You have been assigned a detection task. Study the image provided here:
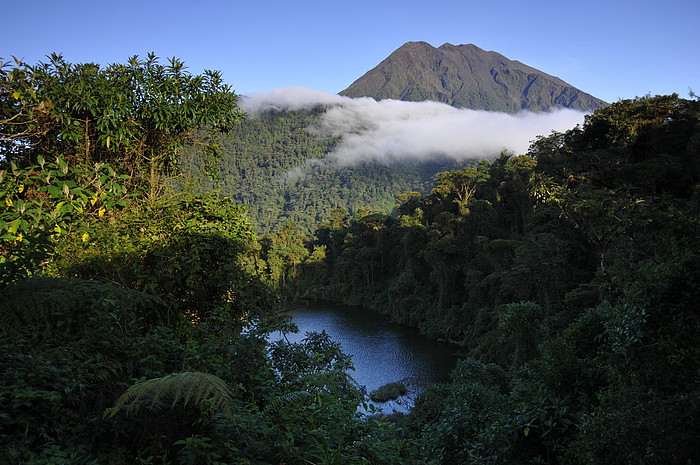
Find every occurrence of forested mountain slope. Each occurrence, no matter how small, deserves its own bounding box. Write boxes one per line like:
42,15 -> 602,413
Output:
186,108 -> 470,233
281,94 -> 700,464
341,41 -> 606,112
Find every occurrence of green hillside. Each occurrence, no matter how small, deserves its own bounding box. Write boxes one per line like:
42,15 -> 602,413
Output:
186,108 -> 470,233
286,94 -> 700,464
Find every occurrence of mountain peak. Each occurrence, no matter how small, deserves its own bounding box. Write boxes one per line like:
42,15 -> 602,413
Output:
340,41 -> 606,112
438,42 -> 470,49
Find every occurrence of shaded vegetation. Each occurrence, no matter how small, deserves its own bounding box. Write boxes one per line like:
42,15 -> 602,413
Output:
288,93 -> 700,464
2,51 -> 699,464
0,55 -> 396,465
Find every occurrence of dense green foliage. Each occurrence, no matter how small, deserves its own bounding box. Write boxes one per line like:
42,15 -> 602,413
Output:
0,55 -> 409,465
287,93 -> 700,464
1,54 -> 242,198
2,52 -> 699,464
185,108 -> 469,233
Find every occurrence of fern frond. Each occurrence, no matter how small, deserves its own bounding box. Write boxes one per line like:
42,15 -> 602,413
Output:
104,371 -> 236,419
263,390 -> 312,415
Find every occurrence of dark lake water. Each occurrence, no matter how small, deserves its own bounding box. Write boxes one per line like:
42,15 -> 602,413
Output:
269,300 -> 458,413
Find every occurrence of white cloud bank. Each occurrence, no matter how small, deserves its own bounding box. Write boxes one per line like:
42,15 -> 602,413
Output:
240,87 -> 586,165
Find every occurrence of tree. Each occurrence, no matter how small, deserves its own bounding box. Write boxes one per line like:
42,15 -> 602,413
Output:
0,57 -> 56,160
396,191 -> 422,216
328,207 -> 350,230
433,165 -> 490,215
1,53 -> 243,198
262,221 -> 311,288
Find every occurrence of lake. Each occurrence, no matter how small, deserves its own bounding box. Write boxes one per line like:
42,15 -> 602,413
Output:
269,300 -> 458,413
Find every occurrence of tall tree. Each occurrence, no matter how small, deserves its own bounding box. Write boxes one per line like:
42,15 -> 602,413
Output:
433,165 -> 490,215
1,53 -> 243,198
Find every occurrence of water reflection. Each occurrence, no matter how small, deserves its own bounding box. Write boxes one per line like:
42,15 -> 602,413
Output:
269,301 -> 457,413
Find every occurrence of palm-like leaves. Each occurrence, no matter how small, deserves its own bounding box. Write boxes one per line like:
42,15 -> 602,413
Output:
104,371 -> 237,418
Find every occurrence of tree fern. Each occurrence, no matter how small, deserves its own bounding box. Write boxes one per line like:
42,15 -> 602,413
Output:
104,371 -> 237,419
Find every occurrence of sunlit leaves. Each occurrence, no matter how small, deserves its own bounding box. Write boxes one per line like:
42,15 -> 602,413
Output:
0,156 -> 129,283
433,165 -> 490,215
1,53 -> 244,197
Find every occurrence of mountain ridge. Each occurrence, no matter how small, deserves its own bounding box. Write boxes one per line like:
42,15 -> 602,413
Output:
340,41 -> 606,112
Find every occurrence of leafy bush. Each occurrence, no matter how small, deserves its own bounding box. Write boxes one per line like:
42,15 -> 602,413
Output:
57,194 -> 277,328
0,155 -> 129,283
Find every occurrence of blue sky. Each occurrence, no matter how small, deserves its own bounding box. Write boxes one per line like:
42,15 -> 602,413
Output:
4,0 -> 699,104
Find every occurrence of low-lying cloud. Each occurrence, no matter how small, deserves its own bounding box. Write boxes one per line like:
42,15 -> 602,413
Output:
240,87 -> 586,165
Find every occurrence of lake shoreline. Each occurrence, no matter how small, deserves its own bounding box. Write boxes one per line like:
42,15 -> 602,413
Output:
273,300 -> 459,414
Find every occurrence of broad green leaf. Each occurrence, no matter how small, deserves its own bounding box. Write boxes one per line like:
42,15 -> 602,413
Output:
8,219 -> 22,234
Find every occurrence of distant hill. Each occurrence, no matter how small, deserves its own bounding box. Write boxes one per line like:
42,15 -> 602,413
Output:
340,41 -> 606,112
185,109 -> 469,234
